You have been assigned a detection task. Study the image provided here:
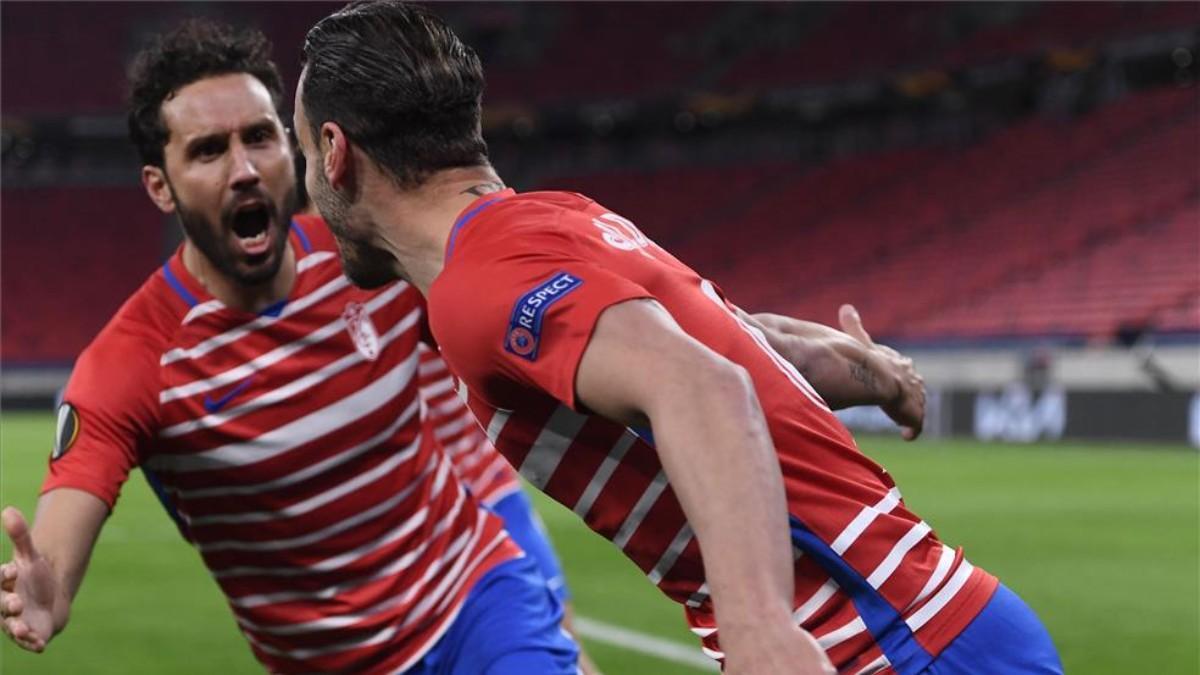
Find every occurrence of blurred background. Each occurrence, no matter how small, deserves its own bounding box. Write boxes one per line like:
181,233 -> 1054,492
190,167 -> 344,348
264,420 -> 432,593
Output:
1,2 -> 1198,674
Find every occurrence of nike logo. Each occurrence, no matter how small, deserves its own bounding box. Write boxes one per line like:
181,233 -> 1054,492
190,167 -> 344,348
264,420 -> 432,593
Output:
202,376 -> 256,413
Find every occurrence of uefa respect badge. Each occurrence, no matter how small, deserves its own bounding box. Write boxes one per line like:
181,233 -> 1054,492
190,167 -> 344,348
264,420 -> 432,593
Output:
506,272 -> 583,361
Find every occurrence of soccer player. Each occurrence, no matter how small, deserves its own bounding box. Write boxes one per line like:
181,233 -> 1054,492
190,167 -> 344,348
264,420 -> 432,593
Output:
293,2 -> 1065,674
0,19 -> 919,675
0,21 -> 579,674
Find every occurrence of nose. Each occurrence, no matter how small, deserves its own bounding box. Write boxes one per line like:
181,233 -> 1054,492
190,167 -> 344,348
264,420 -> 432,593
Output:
228,141 -> 261,191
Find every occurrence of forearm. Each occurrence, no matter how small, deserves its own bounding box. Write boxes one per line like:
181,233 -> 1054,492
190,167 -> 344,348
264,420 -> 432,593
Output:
647,363 -> 795,631
30,489 -> 108,633
750,312 -> 899,409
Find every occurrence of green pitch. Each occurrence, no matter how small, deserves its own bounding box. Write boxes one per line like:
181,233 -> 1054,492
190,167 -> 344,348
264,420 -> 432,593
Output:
1,411 -> 1197,674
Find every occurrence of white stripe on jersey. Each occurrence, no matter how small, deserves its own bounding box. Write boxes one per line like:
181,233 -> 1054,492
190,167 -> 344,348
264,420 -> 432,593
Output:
432,415 -> 473,442
613,470 -> 669,549
731,558 -> 977,669
188,434 -> 422,526
905,559 -> 974,632
686,583 -> 710,609
793,579 -> 841,624
806,545 -> 971,652
147,353 -> 418,473
865,521 -> 932,589
173,398 -> 419,499
690,488 -> 905,615
429,394 -> 470,420
831,488 -> 902,555
159,285 -> 411,403
518,405 -> 588,489
182,299 -> 226,325
229,482 -> 474,610
418,355 -> 448,377
211,454 -> 447,565
236,493 -> 478,636
698,279 -> 828,411
241,528 -> 478,637
242,507 -> 498,662
906,544 -> 955,611
420,375 -> 456,400
388,532 -> 511,675
484,409 -> 511,445
733,316 -> 828,411
855,655 -> 892,675
161,307 -> 421,437
178,254 -> 333,326
160,275 -> 356,365
572,432 -> 637,518
817,617 -> 866,650
647,523 -> 694,585
296,250 -> 337,273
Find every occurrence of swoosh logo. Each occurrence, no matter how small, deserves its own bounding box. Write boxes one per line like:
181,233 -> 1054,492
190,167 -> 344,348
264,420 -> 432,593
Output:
202,376 -> 255,413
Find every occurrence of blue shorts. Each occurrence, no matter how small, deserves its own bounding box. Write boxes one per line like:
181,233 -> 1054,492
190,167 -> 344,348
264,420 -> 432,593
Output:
920,584 -> 1063,674
408,556 -> 579,675
490,489 -> 570,603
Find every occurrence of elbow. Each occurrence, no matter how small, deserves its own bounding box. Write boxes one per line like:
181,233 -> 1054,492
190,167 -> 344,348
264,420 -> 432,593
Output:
680,352 -> 763,416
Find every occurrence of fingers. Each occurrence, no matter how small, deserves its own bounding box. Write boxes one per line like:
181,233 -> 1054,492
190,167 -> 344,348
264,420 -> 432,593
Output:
3,616 -> 45,653
1,508 -> 35,563
0,562 -> 16,593
2,590 -> 22,618
901,384 -> 926,441
837,304 -> 874,346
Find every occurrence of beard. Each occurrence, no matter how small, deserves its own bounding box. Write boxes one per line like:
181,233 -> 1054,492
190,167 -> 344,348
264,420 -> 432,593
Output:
174,184 -> 298,287
310,172 -> 398,290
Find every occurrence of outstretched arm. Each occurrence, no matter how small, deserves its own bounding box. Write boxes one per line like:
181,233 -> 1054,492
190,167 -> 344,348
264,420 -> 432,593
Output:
575,299 -> 834,675
1,489 -> 108,652
739,304 -> 926,440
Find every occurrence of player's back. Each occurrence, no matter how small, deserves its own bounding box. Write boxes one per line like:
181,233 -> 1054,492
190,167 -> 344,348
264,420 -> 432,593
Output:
431,190 -> 997,674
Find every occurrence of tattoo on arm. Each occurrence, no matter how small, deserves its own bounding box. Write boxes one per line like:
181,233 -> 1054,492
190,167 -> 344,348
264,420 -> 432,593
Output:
850,358 -> 880,395
460,181 -> 506,197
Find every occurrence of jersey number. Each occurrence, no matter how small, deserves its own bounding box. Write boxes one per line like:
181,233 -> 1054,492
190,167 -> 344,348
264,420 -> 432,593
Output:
593,213 -> 655,259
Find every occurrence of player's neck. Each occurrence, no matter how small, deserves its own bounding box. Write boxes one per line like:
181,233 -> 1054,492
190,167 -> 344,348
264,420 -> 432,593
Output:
181,240 -> 297,313
372,165 -> 506,296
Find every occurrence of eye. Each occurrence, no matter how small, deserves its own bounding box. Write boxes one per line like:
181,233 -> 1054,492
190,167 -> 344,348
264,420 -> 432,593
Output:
193,139 -> 224,160
246,126 -> 275,145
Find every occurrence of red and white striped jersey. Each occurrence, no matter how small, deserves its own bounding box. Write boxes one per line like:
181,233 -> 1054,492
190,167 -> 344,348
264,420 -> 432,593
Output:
417,344 -> 522,507
44,215 -> 519,674
429,190 -> 999,675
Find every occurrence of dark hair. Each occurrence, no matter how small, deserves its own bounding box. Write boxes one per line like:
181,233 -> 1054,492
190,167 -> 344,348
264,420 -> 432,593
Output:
127,19 -> 285,168
301,1 -> 488,187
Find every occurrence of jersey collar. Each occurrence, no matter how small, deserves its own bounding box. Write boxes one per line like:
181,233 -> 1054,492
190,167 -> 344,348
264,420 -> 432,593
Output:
445,188 -> 516,263
163,219 -> 307,312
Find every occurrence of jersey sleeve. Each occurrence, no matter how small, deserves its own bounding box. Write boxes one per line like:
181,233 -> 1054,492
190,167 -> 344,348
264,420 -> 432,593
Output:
42,329 -> 160,509
434,247 -> 654,412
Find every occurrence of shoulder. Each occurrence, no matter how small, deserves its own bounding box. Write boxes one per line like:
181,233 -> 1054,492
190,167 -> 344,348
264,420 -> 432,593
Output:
460,191 -> 608,251
288,214 -> 340,256
70,269 -> 180,400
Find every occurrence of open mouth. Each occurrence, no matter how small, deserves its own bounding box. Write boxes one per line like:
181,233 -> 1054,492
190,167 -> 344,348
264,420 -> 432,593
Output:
231,202 -> 273,257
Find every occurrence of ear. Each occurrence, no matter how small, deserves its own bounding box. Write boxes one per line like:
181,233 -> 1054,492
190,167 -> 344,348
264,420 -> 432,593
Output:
141,165 -> 176,214
320,122 -> 354,193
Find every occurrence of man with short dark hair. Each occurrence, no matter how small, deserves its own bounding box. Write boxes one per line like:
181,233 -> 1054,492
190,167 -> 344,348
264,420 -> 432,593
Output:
0,20 -> 581,674
294,2 -> 1063,674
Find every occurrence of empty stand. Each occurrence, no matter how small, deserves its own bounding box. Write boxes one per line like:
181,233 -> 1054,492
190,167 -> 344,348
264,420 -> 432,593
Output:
538,85 -> 1200,342
1,188 -> 164,362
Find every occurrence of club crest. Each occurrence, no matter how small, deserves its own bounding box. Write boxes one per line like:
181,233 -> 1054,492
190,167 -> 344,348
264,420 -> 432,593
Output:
343,302 -> 381,361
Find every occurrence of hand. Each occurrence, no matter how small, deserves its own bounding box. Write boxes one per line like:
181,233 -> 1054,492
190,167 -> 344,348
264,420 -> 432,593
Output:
722,622 -> 836,675
839,304 -> 925,440
1,507 -> 58,652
